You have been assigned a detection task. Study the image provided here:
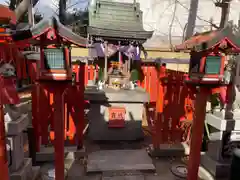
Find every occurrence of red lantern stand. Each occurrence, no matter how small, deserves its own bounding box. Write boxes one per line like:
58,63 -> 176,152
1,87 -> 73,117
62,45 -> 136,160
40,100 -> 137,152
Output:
11,17 -> 87,180
175,26 -> 240,180
37,39 -> 79,180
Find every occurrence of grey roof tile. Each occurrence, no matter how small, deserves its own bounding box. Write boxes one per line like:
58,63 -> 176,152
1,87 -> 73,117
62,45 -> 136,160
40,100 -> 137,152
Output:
88,0 -> 153,40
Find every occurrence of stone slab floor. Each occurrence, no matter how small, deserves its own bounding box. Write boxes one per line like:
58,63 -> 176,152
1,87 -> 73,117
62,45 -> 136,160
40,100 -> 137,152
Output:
35,139 -> 215,180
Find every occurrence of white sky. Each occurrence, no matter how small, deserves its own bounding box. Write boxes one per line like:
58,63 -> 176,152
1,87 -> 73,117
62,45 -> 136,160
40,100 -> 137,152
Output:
0,0 -> 89,17
0,0 -> 240,37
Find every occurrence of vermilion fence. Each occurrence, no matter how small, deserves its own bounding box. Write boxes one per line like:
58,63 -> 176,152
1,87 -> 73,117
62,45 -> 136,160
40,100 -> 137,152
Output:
79,64 -> 194,144
0,43 -> 194,148
25,62 -> 194,149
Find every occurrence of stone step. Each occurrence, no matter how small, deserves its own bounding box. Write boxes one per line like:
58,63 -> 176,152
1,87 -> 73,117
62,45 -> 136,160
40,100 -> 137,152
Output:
148,143 -> 188,157
36,146 -> 85,162
87,149 -> 155,173
102,175 -> 144,180
40,159 -> 74,179
10,158 -> 32,180
30,166 -> 41,180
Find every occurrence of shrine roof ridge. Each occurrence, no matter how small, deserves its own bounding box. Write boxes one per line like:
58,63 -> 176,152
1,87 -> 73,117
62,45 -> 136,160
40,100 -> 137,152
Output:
88,0 -> 153,42
12,16 -> 87,47
175,22 -> 240,53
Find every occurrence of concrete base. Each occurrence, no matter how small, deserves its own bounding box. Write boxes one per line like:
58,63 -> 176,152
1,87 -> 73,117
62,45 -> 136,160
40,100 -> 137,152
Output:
88,103 -> 144,141
10,158 -> 32,180
5,114 -> 29,136
36,146 -> 84,162
31,166 -> 41,180
87,149 -> 155,173
102,175 -> 144,180
73,147 -> 86,159
149,143 -> 187,157
40,159 -> 74,179
201,153 -> 230,179
86,87 -> 149,141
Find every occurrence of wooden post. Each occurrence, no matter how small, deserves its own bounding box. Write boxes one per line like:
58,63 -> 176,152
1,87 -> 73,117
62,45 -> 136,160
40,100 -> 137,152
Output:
187,87 -> 209,180
118,41 -> 121,70
128,57 -> 131,75
31,83 -> 40,151
53,83 -> 65,180
154,79 -> 164,147
0,76 -> 9,180
0,105 -> 9,180
77,62 -> 85,149
104,41 -> 108,82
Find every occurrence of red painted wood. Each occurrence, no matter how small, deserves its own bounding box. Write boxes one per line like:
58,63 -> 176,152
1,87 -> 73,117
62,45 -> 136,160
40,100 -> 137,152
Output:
187,88 -> 209,180
0,105 -> 9,180
31,84 -> 40,151
53,85 -> 65,180
76,63 -> 85,148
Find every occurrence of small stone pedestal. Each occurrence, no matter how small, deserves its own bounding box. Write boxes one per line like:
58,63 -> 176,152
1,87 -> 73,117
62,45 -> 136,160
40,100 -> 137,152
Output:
85,87 -> 149,141
5,113 -> 40,180
201,112 -> 240,179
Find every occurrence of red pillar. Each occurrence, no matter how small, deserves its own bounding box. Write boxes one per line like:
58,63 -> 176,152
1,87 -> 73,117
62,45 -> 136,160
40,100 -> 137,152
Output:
154,65 -> 166,148
76,62 -> 85,148
154,80 -> 164,147
0,105 -> 9,180
187,87 -> 209,180
31,83 -> 40,151
0,76 -> 9,180
53,83 -> 65,180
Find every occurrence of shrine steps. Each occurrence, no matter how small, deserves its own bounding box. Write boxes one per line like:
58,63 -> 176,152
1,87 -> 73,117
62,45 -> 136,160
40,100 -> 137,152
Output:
86,149 -> 155,173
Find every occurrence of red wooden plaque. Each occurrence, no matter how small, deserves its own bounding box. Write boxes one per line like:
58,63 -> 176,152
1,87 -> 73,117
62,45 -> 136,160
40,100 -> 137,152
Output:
108,107 -> 126,128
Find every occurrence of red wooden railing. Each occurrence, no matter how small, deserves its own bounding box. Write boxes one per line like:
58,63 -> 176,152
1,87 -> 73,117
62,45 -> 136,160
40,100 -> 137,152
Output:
78,64 -> 194,145
15,60 -> 194,149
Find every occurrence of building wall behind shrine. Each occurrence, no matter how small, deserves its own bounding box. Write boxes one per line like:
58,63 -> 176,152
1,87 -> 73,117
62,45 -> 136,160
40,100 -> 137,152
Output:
71,46 -> 189,72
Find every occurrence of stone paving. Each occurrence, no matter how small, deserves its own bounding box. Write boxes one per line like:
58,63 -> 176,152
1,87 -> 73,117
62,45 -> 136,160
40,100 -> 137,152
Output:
35,138 -> 215,180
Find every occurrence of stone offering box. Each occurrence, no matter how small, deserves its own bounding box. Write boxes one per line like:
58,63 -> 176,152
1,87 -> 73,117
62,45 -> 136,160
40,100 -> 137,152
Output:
85,87 -> 149,141
5,110 -> 39,180
201,112 -> 240,178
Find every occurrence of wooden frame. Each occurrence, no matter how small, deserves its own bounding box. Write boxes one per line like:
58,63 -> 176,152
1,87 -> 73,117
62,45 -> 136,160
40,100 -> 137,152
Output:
188,52 -> 225,85
38,46 -> 72,81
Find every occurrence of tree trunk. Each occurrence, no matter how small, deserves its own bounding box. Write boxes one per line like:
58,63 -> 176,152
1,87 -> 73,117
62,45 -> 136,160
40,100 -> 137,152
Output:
11,0 -> 39,22
185,0 -> 199,40
59,0 -> 67,25
219,0 -> 231,28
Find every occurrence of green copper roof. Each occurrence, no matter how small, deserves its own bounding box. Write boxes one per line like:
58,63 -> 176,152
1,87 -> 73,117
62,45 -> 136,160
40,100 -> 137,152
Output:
88,0 -> 153,41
